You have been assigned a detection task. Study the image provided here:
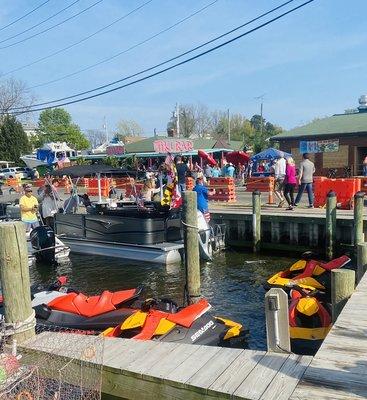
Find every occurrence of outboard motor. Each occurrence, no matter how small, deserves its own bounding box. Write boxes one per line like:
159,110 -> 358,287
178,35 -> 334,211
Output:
30,226 -> 56,264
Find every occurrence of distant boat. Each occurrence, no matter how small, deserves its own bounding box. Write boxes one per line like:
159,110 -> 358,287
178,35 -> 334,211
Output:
21,142 -> 78,169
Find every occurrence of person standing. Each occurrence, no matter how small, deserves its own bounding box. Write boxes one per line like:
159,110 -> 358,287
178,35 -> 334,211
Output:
226,163 -> 235,178
41,185 -> 58,228
204,163 -> 213,179
294,153 -> 315,208
212,165 -> 221,178
175,156 -> 188,192
283,157 -> 297,210
274,154 -> 286,207
193,177 -> 214,213
363,155 -> 367,177
19,184 -> 39,232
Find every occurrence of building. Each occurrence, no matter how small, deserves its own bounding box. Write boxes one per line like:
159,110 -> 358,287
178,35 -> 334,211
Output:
271,96 -> 367,176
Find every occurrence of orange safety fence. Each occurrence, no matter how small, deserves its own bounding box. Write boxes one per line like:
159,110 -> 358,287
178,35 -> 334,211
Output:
34,178 -> 46,187
208,177 -> 236,202
125,183 -> 144,198
87,178 -> 110,197
5,178 -> 22,192
246,176 -> 275,204
314,178 -> 361,209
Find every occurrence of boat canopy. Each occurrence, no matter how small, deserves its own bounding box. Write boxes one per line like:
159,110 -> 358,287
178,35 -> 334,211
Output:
51,164 -> 140,178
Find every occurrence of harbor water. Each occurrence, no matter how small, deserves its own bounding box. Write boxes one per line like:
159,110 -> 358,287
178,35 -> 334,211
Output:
29,250 -> 295,350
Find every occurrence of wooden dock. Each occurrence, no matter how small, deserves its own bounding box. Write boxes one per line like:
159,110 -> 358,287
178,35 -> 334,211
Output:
290,265 -> 367,400
19,269 -> 367,399
210,205 -> 367,253
21,333 -> 312,400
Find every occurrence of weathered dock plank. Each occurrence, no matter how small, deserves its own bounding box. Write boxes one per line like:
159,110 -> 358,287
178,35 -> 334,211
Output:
290,269 -> 367,400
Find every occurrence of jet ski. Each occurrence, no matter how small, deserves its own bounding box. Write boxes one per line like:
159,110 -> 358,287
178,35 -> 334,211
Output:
1,277 -> 247,348
265,255 -> 351,297
288,286 -> 331,355
101,298 -> 246,347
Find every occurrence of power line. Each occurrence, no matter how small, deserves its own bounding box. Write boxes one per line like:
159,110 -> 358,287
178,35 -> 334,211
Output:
30,0 -> 290,90
12,0 -> 315,114
0,0 -> 105,50
0,0 -> 81,44
0,0 -> 51,33
22,0 -> 296,105
1,0 -> 155,77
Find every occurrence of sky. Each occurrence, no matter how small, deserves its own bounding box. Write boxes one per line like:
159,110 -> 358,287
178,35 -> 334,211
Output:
0,0 -> 366,137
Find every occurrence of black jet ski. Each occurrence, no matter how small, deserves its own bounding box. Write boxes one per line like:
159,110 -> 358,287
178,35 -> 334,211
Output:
289,286 -> 331,355
1,277 -> 247,348
102,298 -> 247,348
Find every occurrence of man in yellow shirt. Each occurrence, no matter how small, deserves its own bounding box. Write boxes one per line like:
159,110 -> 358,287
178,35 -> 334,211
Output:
19,184 -> 39,232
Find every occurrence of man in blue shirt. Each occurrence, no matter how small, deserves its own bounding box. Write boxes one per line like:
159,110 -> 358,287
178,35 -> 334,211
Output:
193,177 -> 213,213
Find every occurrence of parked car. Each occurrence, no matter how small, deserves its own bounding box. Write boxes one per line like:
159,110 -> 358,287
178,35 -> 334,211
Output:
0,168 -> 21,179
14,167 -> 32,179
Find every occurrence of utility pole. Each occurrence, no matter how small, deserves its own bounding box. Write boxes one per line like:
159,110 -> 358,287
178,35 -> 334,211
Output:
103,116 -> 109,143
176,103 -> 180,138
254,94 -> 266,147
227,108 -> 231,141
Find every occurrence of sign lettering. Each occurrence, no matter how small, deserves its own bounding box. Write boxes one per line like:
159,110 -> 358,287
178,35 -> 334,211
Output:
153,139 -> 194,154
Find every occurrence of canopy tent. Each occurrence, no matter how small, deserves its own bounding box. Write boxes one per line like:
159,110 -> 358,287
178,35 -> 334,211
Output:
51,164 -> 141,178
251,148 -> 292,162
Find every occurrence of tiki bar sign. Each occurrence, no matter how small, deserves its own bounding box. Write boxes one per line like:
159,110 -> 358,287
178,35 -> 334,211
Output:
153,139 -> 194,153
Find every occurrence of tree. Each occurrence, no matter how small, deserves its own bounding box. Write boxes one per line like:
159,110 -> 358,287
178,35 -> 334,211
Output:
0,78 -> 36,122
0,115 -> 31,162
36,108 -> 89,150
115,119 -> 143,142
85,129 -> 106,148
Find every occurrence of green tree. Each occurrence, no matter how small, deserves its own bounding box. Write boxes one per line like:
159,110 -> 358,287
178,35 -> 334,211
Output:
36,108 -> 89,150
0,115 -> 31,162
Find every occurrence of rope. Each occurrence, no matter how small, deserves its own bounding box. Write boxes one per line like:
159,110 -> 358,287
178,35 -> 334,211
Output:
181,220 -> 199,230
0,310 -> 36,337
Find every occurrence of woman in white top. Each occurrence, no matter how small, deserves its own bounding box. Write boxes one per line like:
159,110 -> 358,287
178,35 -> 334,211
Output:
41,185 -> 59,228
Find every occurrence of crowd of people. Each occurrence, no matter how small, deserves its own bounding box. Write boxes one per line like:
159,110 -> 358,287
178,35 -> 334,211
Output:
11,151 -> 317,231
272,152 -> 315,210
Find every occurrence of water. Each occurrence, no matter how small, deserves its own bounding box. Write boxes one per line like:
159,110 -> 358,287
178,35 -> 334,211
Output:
29,250 -> 295,350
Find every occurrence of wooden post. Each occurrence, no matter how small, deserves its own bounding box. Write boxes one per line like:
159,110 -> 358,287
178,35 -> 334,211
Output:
0,222 -> 35,343
354,191 -> 365,252
252,190 -> 261,253
331,269 -> 355,323
357,242 -> 367,284
183,191 -> 201,304
325,191 -> 337,260
265,288 -> 290,353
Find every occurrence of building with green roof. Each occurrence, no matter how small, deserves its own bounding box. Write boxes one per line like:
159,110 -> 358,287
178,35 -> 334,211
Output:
271,96 -> 367,176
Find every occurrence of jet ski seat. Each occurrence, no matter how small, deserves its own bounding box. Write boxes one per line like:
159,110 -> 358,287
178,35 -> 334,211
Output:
48,289 -> 139,317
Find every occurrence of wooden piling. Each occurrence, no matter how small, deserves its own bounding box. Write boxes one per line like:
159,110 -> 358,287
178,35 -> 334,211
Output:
252,190 -> 261,253
354,191 -> 365,251
325,191 -> 337,260
0,222 -> 35,343
331,269 -> 355,323
183,191 -> 201,304
357,242 -> 367,284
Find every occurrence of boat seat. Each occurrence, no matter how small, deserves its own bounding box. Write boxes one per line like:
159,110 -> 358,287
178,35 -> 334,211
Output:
48,289 -> 139,317
167,298 -> 210,328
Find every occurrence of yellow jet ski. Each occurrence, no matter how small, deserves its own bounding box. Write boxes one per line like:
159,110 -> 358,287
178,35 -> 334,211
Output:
265,255 -> 351,294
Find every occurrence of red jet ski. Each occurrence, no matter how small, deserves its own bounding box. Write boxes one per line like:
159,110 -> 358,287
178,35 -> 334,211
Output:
6,277 -> 247,348
288,286 -> 331,355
